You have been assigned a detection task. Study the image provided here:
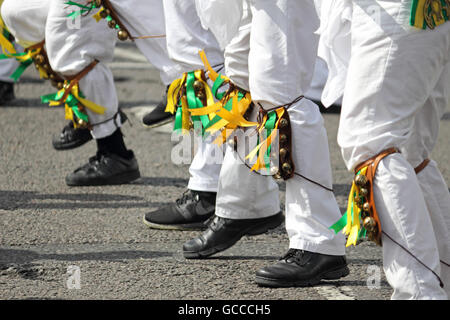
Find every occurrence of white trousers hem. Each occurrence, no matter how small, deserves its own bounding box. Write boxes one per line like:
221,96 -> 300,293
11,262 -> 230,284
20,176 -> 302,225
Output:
215,206 -> 281,220
289,238 -> 346,256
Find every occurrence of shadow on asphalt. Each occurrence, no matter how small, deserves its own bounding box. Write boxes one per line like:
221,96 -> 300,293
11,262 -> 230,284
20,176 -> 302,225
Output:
324,279 -> 390,288
132,176 -> 189,187
207,255 -> 281,261
0,248 -> 172,265
0,190 -> 165,210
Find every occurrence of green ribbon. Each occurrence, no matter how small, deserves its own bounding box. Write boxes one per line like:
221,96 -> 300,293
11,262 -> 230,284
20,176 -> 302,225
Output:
173,103 -> 183,132
203,90 -> 244,133
65,1 -> 98,20
185,72 -> 210,134
172,71 -> 214,136
41,86 -> 89,123
263,111 -> 277,172
0,52 -> 33,82
212,75 -> 226,100
330,211 -> 348,234
330,168 -> 369,242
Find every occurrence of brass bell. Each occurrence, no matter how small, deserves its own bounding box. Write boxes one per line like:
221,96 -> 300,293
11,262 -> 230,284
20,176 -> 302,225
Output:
279,134 -> 287,144
282,162 -> 292,174
56,82 -> 64,90
270,166 -> 279,176
354,174 -> 368,187
359,187 -> 368,197
360,210 -> 369,219
279,118 -> 288,128
279,148 -> 287,159
108,19 -> 117,29
196,92 -> 205,101
273,172 -> 282,180
49,73 -> 55,80
43,64 -> 51,71
95,0 -> 102,7
77,119 -> 88,127
117,30 -> 128,41
355,200 -> 363,208
34,54 -> 45,65
363,217 -> 376,232
362,202 -> 370,212
193,80 -> 204,92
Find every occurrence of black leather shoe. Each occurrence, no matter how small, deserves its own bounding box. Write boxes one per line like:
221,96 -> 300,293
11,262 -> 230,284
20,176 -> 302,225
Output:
65,150 -> 140,186
142,90 -> 174,128
52,121 -> 93,151
143,189 -> 216,231
52,111 -> 128,151
0,81 -> 15,105
183,212 -> 284,259
255,249 -> 349,287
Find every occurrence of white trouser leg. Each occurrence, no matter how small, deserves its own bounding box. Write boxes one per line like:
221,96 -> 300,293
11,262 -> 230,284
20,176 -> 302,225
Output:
215,130 -> 281,220
248,0 -> 344,254
214,1 -> 280,219
374,155 -> 447,299
339,0 -> 450,299
286,99 -> 346,255
109,0 -> 182,85
1,0 -> 50,48
46,0 -> 119,139
415,161 -> 450,298
401,63 -> 450,298
163,0 -> 223,72
187,133 -> 223,193
162,0 -> 224,193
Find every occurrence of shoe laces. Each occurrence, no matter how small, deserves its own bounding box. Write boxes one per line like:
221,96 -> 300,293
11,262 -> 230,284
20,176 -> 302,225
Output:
281,249 -> 309,266
206,215 -> 226,232
175,189 -> 200,206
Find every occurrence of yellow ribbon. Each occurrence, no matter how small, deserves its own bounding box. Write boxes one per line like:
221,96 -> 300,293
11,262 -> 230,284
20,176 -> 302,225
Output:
412,0 -> 449,29
246,108 -> 285,172
93,7 -> 105,22
343,166 -> 368,247
166,74 -> 185,114
0,13 -> 16,55
48,82 -> 106,115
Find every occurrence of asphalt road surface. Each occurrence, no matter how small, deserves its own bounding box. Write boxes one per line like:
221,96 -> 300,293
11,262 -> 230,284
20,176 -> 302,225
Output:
0,43 -> 449,301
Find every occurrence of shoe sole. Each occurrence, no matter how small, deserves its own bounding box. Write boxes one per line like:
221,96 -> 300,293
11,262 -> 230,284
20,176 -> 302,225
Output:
255,265 -> 350,288
66,170 -> 141,187
183,213 -> 284,259
142,215 -> 208,231
53,137 -> 93,151
142,117 -> 174,129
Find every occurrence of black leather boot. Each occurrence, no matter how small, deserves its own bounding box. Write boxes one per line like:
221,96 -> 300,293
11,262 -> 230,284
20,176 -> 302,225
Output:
143,189 -> 216,231
255,248 -> 349,287
183,212 -> 284,259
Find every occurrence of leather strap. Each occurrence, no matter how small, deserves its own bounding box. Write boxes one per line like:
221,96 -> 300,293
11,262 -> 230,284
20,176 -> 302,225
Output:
26,40 -> 45,52
102,0 -> 134,40
61,60 -> 99,102
414,158 -> 430,174
354,147 -> 400,245
277,108 -> 295,180
354,147 -> 400,174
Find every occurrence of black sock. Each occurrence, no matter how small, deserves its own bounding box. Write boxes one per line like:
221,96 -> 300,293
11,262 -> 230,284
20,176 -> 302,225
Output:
96,128 -> 132,159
